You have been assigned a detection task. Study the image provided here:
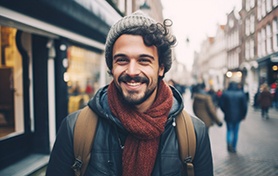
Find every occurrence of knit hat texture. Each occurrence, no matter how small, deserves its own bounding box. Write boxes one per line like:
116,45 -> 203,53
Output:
105,10 -> 156,70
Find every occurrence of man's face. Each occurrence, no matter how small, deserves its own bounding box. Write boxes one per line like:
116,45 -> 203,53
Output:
111,34 -> 164,106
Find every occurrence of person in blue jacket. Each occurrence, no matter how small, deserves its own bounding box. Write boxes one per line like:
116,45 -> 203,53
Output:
219,81 -> 248,153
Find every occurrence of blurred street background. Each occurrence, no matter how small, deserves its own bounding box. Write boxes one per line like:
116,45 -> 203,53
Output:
183,91 -> 278,176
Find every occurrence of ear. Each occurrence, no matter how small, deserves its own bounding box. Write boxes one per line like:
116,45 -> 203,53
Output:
158,65 -> 165,77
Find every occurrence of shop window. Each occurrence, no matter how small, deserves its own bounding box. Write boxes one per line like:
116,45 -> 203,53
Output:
66,46 -> 102,113
258,0 -> 262,20
250,0 -> 255,8
266,24 -> 272,54
245,18 -> 250,36
246,0 -> 250,11
262,0 -> 266,17
272,19 -> 278,51
250,15 -> 255,34
0,26 -> 24,138
266,0 -> 272,12
250,39 -> 255,58
245,40 -> 250,60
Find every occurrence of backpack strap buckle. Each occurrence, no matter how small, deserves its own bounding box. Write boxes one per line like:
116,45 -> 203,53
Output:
183,156 -> 192,163
183,156 -> 194,176
72,157 -> 83,174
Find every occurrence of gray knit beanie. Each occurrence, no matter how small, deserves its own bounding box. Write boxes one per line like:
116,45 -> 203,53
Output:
105,10 -> 156,71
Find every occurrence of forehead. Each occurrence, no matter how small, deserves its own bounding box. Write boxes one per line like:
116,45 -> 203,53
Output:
112,34 -> 158,58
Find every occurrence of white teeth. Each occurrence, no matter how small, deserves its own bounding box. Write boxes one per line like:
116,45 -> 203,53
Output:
127,82 -> 140,86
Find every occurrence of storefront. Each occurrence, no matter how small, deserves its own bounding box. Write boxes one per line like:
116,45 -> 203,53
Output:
258,53 -> 278,86
0,1 -> 121,174
66,45 -> 103,113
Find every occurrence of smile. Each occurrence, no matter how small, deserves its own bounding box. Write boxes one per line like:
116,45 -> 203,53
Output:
118,74 -> 149,91
127,82 -> 141,86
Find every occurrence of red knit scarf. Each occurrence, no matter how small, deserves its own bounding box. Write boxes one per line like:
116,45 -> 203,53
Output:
107,80 -> 173,176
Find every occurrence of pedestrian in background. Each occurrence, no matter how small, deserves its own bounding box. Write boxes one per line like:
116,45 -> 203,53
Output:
274,85 -> 278,110
253,88 -> 261,110
193,83 -> 223,132
219,81 -> 248,153
243,82 -> 249,103
271,81 -> 278,110
216,89 -> 223,106
46,11 -> 213,176
258,83 -> 273,119
167,79 -> 185,96
207,86 -> 218,108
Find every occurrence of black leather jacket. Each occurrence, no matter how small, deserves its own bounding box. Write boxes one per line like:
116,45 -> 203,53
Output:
46,85 -> 213,176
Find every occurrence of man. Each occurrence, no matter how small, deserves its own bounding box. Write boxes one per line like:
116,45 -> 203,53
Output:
46,11 -> 213,176
193,83 -> 223,131
219,81 -> 248,153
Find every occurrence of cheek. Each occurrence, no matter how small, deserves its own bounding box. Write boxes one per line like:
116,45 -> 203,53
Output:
145,66 -> 162,77
111,66 -> 124,79
111,64 -> 121,74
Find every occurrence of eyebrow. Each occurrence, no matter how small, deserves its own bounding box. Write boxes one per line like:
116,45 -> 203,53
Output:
113,54 -> 126,59
140,54 -> 155,60
113,53 -> 155,60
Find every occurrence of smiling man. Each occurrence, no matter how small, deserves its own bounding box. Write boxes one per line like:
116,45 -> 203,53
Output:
46,11 -> 213,176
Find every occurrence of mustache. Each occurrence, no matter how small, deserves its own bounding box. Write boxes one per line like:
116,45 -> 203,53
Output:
118,74 -> 149,84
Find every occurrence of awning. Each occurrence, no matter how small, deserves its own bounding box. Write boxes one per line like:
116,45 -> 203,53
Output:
0,0 -> 122,44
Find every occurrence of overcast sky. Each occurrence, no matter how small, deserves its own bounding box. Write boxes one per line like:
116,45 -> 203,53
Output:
161,0 -> 242,71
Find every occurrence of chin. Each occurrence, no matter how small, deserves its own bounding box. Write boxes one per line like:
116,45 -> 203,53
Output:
123,93 -> 146,105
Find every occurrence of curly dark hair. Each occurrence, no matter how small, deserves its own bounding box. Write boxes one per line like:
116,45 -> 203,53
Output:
106,19 -> 177,77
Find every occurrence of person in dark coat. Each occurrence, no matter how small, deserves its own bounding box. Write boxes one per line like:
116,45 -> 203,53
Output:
258,83 -> 273,119
207,86 -> 218,108
219,81 -> 248,153
253,88 -> 260,110
193,83 -> 223,131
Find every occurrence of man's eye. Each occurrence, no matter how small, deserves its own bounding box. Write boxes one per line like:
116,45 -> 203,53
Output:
116,58 -> 128,63
139,58 -> 151,64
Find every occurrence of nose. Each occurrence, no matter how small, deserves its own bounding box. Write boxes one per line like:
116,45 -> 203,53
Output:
125,60 -> 140,76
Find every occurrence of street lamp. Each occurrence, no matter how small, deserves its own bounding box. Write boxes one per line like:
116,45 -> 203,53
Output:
185,37 -> 190,47
140,0 -> 151,10
186,37 -> 190,44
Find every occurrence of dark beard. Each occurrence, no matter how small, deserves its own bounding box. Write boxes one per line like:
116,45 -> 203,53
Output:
121,86 -> 156,105
116,74 -> 155,105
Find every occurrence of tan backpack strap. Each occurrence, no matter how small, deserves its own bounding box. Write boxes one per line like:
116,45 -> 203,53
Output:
176,109 -> 196,176
72,106 -> 98,176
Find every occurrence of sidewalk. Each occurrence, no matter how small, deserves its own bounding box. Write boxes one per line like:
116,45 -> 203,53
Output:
211,107 -> 278,176
183,92 -> 278,176
184,92 -> 278,176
